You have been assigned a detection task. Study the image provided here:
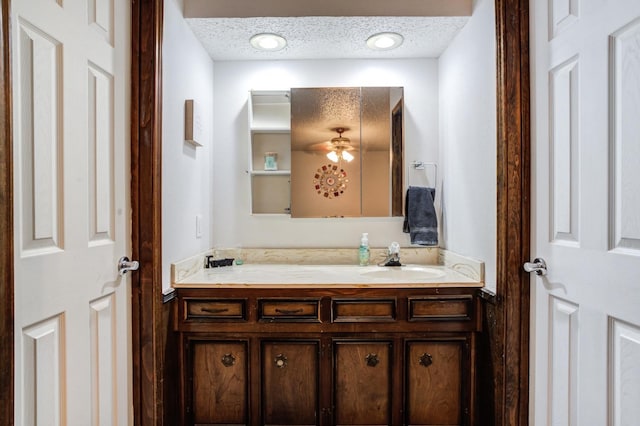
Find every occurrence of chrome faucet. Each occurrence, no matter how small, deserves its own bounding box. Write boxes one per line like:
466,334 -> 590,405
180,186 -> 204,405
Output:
378,242 -> 402,267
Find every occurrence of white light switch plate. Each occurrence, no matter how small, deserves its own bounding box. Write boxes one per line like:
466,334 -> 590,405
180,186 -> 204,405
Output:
195,214 -> 202,238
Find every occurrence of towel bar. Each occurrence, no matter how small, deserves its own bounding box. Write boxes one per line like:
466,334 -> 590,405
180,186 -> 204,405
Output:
408,161 -> 437,188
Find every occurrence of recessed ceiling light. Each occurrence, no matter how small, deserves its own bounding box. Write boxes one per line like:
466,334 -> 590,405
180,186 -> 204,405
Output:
250,33 -> 287,51
366,32 -> 404,51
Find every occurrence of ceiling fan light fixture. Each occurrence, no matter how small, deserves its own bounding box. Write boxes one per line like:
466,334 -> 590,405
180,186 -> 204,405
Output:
326,128 -> 355,163
326,149 -> 354,163
342,150 -> 354,162
250,33 -> 287,51
327,151 -> 340,163
366,32 -> 404,51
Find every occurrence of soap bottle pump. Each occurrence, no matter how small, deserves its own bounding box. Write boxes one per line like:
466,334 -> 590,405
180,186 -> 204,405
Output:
359,233 -> 370,266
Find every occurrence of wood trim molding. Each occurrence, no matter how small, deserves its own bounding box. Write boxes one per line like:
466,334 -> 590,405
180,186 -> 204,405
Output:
131,0 -> 164,423
0,0 -> 14,424
485,0 -> 531,424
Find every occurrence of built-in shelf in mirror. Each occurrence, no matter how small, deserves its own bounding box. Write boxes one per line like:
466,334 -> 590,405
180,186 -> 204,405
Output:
248,91 -> 292,214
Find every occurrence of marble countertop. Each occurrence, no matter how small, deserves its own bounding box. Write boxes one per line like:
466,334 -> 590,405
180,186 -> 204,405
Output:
171,247 -> 484,289
173,263 -> 483,289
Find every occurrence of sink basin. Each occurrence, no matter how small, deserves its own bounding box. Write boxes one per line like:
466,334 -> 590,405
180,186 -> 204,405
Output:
360,265 -> 446,280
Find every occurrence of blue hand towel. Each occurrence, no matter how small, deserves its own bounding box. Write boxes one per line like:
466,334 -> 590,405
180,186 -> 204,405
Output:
403,186 -> 438,246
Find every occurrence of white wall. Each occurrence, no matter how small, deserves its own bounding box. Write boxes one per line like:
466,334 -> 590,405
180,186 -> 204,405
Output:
162,0 -> 214,290
439,0 -> 497,289
211,59 -> 439,250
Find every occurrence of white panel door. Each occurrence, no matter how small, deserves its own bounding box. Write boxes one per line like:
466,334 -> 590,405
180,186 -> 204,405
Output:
12,0 -> 131,423
531,0 -> 640,425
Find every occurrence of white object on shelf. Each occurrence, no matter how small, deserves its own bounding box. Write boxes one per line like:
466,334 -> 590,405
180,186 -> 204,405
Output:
184,99 -> 204,146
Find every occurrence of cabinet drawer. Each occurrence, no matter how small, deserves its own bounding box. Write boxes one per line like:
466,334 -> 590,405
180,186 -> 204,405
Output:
184,298 -> 246,321
408,295 -> 473,321
258,298 -> 321,322
332,298 -> 396,322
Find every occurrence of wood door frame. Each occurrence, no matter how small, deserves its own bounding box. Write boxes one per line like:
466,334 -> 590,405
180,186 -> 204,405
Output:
0,0 -> 530,424
486,0 -> 531,424
131,0 -> 165,423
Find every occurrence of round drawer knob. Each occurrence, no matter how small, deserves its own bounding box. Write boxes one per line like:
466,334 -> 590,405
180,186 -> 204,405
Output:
365,353 -> 380,367
274,353 -> 288,368
221,353 -> 236,367
419,353 -> 433,367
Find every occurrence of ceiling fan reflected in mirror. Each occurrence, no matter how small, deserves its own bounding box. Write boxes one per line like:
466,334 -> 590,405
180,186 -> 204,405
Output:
326,127 -> 355,163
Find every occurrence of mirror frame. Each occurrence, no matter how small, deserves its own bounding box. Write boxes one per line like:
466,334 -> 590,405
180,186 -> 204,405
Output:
0,0 -> 530,424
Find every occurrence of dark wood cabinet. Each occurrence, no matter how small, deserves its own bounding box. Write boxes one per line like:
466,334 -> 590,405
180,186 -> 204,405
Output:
333,340 -> 393,425
176,287 -> 481,425
405,339 -> 467,425
189,340 -> 249,425
261,340 -> 320,425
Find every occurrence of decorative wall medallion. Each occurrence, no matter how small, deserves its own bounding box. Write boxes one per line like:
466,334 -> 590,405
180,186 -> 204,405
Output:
313,164 -> 348,198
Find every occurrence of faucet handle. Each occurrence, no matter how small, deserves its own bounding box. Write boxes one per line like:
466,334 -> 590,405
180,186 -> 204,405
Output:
388,242 -> 400,254
380,242 -> 402,267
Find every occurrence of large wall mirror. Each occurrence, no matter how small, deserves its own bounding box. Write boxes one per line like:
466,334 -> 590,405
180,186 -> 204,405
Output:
290,87 -> 404,218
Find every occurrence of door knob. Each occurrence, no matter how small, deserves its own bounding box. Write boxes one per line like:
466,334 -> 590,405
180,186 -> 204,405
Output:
523,258 -> 547,276
118,256 -> 140,276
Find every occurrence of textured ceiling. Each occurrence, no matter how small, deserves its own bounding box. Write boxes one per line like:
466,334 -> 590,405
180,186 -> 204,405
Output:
290,87 -> 401,153
186,16 -> 469,61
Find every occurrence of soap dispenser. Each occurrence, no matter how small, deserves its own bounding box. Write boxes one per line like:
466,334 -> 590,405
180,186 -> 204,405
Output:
359,233 -> 370,266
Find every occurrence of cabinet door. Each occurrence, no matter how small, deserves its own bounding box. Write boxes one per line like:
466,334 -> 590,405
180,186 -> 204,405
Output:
261,340 -> 320,425
191,340 -> 248,425
405,340 -> 465,425
333,340 -> 392,425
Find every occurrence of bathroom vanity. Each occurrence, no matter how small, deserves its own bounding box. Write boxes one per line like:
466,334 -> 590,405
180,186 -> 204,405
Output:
172,250 -> 483,426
